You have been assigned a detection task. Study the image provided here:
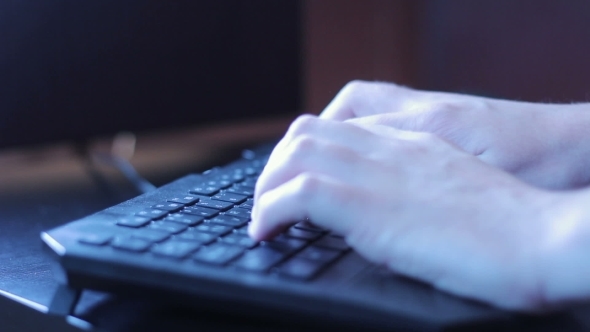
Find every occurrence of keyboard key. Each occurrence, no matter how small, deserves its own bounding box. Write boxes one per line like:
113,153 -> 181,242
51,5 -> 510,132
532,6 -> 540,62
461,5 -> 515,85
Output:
294,221 -> 326,233
176,229 -> 218,244
211,192 -> 248,204
111,237 -> 152,252
238,202 -> 253,210
313,235 -> 350,251
244,167 -> 257,176
165,213 -> 204,226
136,209 -> 168,219
232,246 -> 286,272
239,180 -> 257,189
227,185 -> 254,197
261,236 -> 307,255
224,208 -> 251,220
194,200 -> 234,211
236,205 -> 252,213
189,186 -> 219,196
183,206 -> 219,218
151,239 -> 201,259
130,229 -> 170,243
207,215 -> 248,227
148,221 -> 188,234
233,225 -> 250,235
194,224 -> 232,236
116,216 -> 151,228
78,233 -> 112,246
193,243 -> 244,265
284,227 -> 322,241
219,233 -> 258,248
205,180 -> 232,189
217,173 -> 236,182
151,203 -> 184,212
227,172 -> 245,182
278,257 -> 326,280
297,246 -> 341,263
167,195 -> 200,205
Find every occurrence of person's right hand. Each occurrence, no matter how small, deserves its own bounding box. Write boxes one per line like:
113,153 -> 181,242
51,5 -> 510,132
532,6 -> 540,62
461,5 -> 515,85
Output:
319,81 -> 590,190
250,115 -> 590,311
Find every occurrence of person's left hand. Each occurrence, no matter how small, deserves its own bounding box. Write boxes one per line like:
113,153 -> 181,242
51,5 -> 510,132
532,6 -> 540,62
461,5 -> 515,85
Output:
249,114 -> 570,311
318,80 -> 590,190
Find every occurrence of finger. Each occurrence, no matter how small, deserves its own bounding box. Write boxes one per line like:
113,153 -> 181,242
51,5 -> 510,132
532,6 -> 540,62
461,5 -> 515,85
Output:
319,80 -> 416,121
255,116 -> 381,201
250,172 -> 361,241
346,112 -> 423,131
350,121 -> 432,142
254,135 -> 367,209
278,114 -> 379,155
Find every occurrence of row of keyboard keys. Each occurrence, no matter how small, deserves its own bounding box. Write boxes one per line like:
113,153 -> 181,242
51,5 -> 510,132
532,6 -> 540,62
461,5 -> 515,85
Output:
76,155 -> 350,281
208,215 -> 248,227
167,195 -> 200,205
188,172 -> 259,197
233,246 -> 284,271
183,206 -> 219,218
194,243 -> 244,265
80,222 -> 347,281
151,202 -> 184,212
211,192 -> 248,204
148,221 -> 188,234
152,239 -> 201,259
194,200 -> 233,211
116,216 -> 151,228
177,229 -> 218,244
165,213 -> 204,226
219,232 -> 258,248
194,223 -> 232,236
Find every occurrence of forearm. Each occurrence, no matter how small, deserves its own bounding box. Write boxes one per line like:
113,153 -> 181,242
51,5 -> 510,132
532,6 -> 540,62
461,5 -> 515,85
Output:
541,103 -> 590,187
493,100 -> 590,188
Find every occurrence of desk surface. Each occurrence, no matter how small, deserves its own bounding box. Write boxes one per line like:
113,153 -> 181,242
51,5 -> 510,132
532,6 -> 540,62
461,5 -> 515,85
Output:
1,117 -> 590,331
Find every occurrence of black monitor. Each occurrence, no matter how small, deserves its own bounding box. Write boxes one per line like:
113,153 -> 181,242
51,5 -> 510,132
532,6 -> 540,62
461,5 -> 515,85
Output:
0,1 -> 301,149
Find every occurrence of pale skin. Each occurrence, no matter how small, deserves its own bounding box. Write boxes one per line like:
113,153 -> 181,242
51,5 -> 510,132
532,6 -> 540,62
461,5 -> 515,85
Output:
248,80 -> 590,311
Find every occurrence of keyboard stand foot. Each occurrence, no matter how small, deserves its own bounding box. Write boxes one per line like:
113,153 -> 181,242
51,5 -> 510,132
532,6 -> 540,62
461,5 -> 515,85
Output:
48,284 -> 81,316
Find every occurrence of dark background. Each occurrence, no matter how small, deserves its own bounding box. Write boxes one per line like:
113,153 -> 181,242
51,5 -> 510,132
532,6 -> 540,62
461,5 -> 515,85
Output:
304,0 -> 590,112
0,0 -> 301,149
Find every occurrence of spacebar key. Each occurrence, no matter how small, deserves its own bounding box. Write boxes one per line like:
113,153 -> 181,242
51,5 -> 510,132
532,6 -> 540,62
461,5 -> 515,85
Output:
232,246 -> 286,272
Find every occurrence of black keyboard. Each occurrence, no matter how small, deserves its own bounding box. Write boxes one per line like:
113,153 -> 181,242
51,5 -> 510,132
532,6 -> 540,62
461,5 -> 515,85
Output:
41,146 -> 509,330
62,153 -> 350,281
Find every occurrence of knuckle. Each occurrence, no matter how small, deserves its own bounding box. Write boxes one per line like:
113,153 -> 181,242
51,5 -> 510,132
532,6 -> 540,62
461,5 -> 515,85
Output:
290,134 -> 319,154
427,100 -> 465,118
415,131 -> 439,145
342,79 -> 368,91
296,172 -> 322,196
416,100 -> 472,131
423,98 -> 487,121
340,80 -> 370,98
289,114 -> 318,137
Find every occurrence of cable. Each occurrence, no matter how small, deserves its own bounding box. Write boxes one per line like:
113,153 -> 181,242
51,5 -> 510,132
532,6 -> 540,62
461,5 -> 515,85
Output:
84,131 -> 157,195
90,152 -> 156,194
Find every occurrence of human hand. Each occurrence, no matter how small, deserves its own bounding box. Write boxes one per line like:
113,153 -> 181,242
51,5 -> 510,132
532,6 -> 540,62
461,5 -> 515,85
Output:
249,115 -> 586,310
320,81 -> 590,189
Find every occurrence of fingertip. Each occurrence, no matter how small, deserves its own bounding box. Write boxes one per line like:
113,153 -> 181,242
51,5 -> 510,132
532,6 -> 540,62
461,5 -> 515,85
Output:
247,195 -> 277,241
248,216 -> 284,241
247,220 -> 264,241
